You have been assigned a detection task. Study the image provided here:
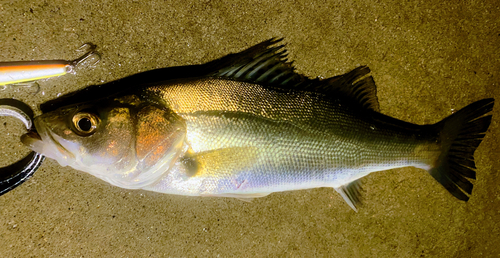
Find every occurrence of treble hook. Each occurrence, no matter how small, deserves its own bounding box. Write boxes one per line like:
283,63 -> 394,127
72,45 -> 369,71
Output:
0,99 -> 45,196
67,43 -> 102,73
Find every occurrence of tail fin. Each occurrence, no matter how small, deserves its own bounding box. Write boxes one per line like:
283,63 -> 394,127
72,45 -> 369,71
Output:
429,98 -> 494,201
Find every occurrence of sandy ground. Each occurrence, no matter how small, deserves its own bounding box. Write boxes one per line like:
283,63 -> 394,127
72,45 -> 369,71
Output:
0,0 -> 499,257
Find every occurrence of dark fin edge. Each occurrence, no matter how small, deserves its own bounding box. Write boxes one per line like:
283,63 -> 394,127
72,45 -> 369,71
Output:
211,38 -> 306,88
310,66 -> 379,111
429,98 -> 494,201
335,179 -> 363,211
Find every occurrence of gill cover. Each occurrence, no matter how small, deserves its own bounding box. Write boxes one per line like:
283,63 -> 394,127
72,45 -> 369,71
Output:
89,101 -> 187,188
131,104 -> 187,188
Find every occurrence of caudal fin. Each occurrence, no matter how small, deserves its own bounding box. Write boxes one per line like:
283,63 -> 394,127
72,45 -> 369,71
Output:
429,98 -> 494,201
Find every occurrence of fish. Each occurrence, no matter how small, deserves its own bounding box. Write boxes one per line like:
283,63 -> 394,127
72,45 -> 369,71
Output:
20,39 -> 494,211
0,43 -> 100,93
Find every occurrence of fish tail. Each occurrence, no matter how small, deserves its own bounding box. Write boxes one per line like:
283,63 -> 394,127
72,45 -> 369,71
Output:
429,98 -> 494,201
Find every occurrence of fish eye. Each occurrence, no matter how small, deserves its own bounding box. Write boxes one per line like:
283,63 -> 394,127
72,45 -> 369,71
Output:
72,112 -> 99,136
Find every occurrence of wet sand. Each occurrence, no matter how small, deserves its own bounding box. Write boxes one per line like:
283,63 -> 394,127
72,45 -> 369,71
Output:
1,0 -> 499,257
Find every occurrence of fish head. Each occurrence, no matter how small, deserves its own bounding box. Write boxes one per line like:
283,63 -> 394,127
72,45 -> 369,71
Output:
21,95 -> 187,188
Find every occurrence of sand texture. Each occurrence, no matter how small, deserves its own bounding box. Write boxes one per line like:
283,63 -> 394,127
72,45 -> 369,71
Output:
0,0 -> 499,257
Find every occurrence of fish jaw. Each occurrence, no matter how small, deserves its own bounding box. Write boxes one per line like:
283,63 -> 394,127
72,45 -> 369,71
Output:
21,116 -> 77,167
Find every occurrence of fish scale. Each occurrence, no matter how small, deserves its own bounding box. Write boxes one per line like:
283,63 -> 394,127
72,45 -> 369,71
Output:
139,78 -> 434,201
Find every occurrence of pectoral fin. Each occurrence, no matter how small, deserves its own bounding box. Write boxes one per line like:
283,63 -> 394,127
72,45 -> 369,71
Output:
180,147 -> 259,178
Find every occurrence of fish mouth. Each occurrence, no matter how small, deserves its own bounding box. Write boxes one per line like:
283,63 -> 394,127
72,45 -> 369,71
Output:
21,128 -> 44,152
21,117 -> 74,165
20,130 -> 43,155
23,130 -> 42,141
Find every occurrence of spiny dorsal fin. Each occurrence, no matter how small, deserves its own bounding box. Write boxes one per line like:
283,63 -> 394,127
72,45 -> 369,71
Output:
334,180 -> 363,212
211,38 -> 306,88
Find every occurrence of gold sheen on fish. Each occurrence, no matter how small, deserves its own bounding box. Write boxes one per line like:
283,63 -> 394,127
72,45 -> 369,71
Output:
21,39 -> 494,211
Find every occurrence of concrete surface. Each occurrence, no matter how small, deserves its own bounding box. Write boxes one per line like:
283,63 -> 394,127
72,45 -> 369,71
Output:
0,0 -> 499,257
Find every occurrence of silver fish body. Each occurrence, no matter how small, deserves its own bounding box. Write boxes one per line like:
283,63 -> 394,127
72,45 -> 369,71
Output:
22,39 -> 494,210
142,78 -> 437,199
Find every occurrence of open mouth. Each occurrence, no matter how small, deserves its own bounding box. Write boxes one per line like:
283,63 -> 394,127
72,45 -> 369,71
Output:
20,129 -> 43,152
21,117 -> 74,164
23,130 -> 42,141
20,116 -> 48,152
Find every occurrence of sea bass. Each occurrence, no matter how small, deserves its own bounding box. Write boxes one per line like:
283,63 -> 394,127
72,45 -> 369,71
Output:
21,39 -> 494,210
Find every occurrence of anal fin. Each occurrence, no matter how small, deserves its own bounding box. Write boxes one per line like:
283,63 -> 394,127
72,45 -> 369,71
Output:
334,180 -> 363,212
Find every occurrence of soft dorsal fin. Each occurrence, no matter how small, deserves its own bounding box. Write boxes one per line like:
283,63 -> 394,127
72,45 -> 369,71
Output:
308,66 -> 379,111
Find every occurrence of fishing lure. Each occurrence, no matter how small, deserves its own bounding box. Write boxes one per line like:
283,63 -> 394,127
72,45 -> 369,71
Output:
0,43 -> 100,93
